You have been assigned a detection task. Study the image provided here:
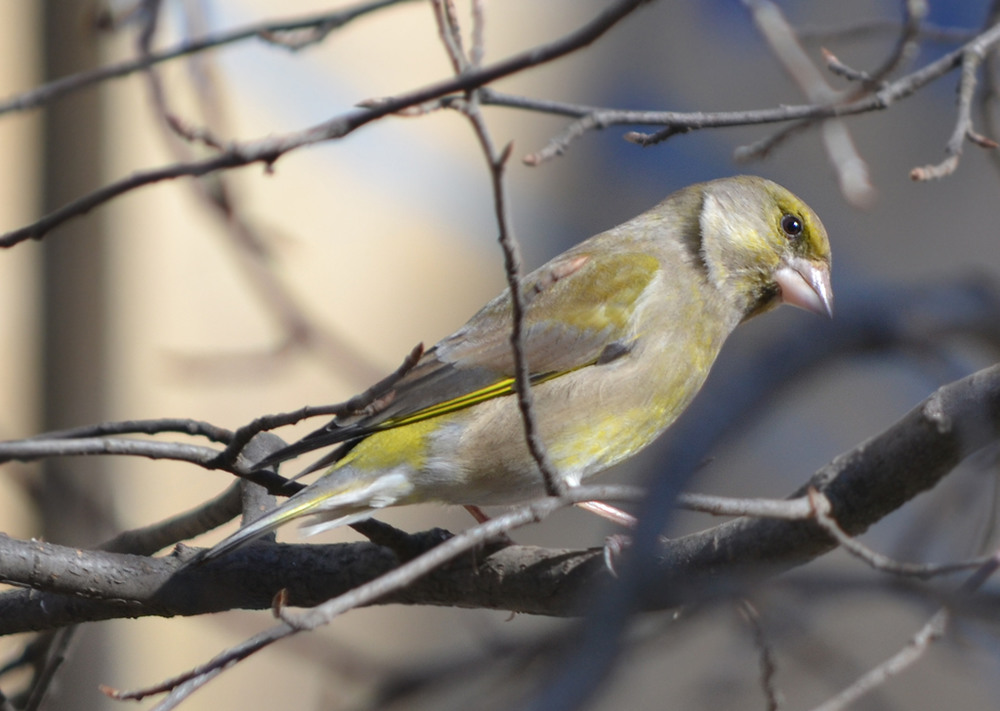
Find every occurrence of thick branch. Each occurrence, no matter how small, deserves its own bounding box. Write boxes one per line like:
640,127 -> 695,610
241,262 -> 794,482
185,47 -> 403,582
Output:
1,364 -> 997,634
647,362 -> 1000,605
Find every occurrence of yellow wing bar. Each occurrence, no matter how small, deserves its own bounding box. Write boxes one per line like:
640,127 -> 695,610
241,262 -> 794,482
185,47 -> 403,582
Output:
371,369 -> 570,432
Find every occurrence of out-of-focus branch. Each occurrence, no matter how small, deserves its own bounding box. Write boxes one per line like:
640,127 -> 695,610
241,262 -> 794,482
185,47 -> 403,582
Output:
808,553 -> 1000,711
860,0 -> 927,85
131,2 -> 388,385
0,0 -> 648,247
743,0 -> 874,206
0,0 -> 417,117
5,4 -> 998,250
797,18 -> 972,45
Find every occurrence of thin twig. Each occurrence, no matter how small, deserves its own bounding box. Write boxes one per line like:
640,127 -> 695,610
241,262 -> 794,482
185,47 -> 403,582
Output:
819,0 -> 926,91
739,16 -> 1000,174
22,628 -> 75,711
809,609 -> 949,711
740,601 -> 783,711
472,132 -> 563,495
744,0 -> 924,160
911,45 -> 998,180
807,489 -> 990,578
513,21 -> 1000,166
431,3 -> 563,496
0,437 -> 222,466
470,0 -> 486,67
209,342 -> 422,468
0,0 -> 416,117
808,552 -> 1000,711
864,0 -> 928,85
676,492 -> 814,520
432,0 -> 468,74
822,47 -> 880,84
23,417 -> 233,444
743,0 -> 875,207
0,433 -> 296,496
798,18 -> 972,45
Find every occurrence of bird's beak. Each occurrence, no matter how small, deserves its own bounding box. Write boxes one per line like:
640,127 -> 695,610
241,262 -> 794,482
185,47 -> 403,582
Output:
774,257 -> 833,317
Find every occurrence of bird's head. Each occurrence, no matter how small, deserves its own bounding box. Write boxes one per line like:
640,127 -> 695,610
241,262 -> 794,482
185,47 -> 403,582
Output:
698,176 -> 833,321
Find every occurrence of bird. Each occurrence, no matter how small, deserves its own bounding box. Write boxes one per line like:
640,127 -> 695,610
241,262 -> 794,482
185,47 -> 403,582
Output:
204,175 -> 832,560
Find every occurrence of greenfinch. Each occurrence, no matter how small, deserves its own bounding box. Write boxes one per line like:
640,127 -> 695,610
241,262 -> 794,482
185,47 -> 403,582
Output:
205,176 -> 832,559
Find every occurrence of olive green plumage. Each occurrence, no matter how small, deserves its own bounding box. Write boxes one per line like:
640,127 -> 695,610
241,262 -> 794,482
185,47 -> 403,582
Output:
205,176 -> 832,560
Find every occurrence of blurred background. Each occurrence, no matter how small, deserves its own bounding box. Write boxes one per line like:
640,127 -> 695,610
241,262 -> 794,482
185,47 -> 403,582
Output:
1,0 -> 1000,709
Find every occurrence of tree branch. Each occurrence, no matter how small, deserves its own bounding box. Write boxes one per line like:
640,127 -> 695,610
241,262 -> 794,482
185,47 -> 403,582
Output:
0,0 -> 648,247
0,0 -> 417,117
0,363 -> 995,635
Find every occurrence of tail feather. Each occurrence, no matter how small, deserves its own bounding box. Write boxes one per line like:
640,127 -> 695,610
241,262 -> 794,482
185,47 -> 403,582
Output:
201,497 -> 332,562
201,470 -> 414,561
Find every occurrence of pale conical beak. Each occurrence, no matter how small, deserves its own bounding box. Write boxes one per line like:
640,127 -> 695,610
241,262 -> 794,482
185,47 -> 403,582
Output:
774,257 -> 833,317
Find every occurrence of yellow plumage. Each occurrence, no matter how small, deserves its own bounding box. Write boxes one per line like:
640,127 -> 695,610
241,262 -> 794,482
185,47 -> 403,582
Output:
204,176 -> 833,560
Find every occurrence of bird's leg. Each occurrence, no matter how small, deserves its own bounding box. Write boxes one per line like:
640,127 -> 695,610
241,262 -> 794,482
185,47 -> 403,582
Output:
574,501 -> 651,577
464,505 -> 491,523
462,504 -> 515,549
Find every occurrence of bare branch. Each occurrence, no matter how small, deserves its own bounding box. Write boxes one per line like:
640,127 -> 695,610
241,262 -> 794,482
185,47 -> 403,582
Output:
646,363 -> 1000,608
744,0 -> 874,206
676,492 -> 814,520
432,0 -> 469,75
0,361 -> 996,634
809,553 -> 1000,711
432,4 -> 562,496
0,0 -> 417,117
798,18 -> 973,45
21,417 -> 233,444
740,600 -> 783,711
0,436 -> 222,466
488,137 -> 563,497
807,489 -> 990,578
0,429 -> 294,500
517,21 -> 1000,167
111,487 -> 625,709
863,0 -> 928,85
210,342 -> 423,470
0,0 -> 647,247
911,45 -> 999,180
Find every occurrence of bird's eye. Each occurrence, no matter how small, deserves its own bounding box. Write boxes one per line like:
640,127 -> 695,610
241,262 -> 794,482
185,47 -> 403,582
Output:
781,214 -> 804,239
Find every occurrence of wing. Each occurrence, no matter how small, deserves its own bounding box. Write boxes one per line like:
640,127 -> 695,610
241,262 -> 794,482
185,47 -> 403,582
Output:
254,249 -> 660,470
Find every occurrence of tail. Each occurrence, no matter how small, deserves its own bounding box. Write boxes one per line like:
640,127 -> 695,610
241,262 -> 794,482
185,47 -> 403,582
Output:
200,470 -> 414,562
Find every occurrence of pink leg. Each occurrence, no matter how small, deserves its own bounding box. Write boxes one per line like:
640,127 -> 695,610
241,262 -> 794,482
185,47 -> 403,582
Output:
464,505 -> 491,523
